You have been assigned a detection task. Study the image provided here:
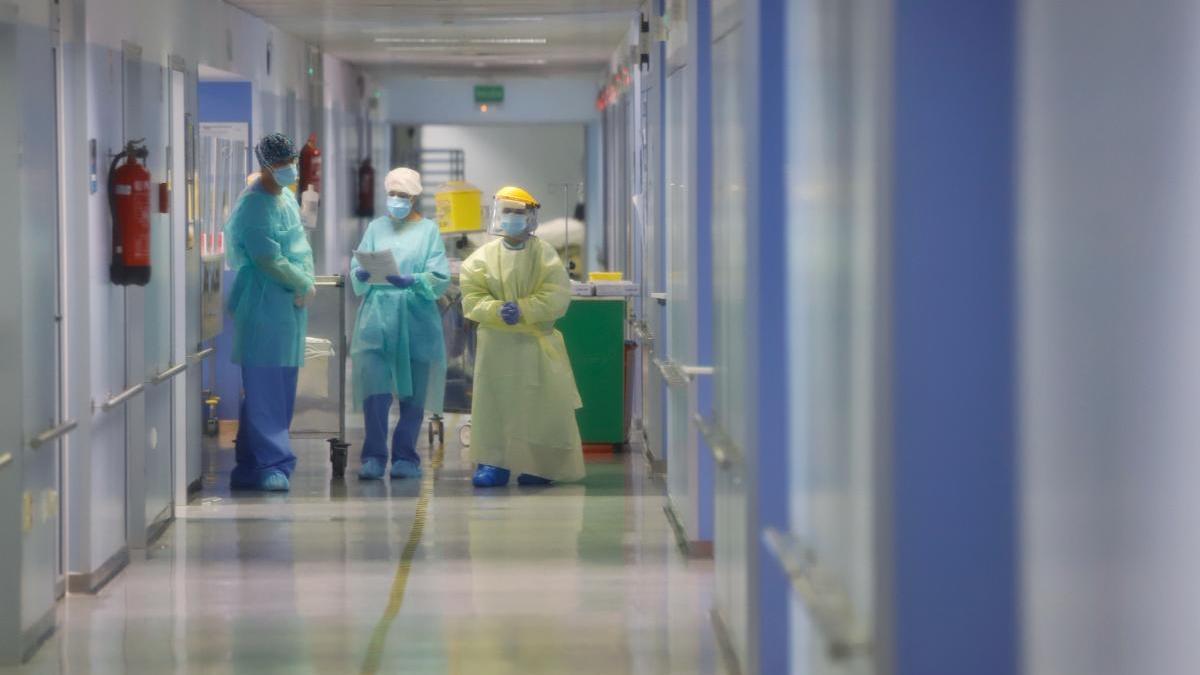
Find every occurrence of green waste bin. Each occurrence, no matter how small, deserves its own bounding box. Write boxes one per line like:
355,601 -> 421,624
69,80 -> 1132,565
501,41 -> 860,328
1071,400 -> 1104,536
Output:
558,297 -> 627,447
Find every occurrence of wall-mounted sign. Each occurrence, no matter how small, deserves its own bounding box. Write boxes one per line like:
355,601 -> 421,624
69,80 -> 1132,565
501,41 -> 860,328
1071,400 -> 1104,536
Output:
474,84 -> 504,105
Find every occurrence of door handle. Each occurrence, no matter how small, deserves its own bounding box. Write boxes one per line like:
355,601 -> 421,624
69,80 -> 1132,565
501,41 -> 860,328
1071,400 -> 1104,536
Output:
188,346 -> 215,363
30,419 -> 78,449
95,383 -> 145,412
150,362 -> 187,384
762,528 -> 872,660
692,413 -> 740,469
653,358 -> 689,388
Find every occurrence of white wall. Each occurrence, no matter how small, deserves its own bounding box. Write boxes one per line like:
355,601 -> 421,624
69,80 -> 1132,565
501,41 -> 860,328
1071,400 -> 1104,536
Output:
375,74 -> 600,125
321,54 -> 371,276
421,123 -> 587,226
1019,2 -> 1200,674
54,0 -> 367,578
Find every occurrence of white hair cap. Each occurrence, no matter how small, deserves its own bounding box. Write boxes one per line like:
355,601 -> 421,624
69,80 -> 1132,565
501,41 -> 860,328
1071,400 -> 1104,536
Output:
384,167 -> 423,195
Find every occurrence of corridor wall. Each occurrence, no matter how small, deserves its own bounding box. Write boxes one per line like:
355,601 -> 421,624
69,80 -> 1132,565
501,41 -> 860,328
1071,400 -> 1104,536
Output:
39,0 -> 372,599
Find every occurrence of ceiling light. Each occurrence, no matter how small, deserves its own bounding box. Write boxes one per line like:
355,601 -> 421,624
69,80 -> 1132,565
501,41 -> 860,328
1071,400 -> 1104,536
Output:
363,16 -> 545,32
472,16 -> 546,22
373,37 -> 547,45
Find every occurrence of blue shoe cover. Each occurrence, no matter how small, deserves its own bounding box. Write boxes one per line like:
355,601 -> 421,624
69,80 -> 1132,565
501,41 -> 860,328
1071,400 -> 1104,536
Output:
517,473 -> 553,486
472,464 -> 511,488
359,458 -> 386,480
390,459 -> 422,479
260,471 -> 290,492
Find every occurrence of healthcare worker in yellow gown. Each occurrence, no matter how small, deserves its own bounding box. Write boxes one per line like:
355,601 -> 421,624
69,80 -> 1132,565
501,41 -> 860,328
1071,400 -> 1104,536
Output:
460,186 -> 585,487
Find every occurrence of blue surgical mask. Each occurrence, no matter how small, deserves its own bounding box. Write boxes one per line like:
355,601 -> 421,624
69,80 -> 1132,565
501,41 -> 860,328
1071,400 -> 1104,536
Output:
271,163 -> 298,187
387,196 -> 412,220
500,214 -> 528,236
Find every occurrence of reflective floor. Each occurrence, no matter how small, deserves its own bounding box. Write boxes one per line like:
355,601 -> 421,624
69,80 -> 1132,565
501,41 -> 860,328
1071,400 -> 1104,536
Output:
5,414 -> 720,674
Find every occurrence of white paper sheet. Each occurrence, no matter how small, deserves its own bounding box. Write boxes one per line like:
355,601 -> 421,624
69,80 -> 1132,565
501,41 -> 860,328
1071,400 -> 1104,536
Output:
354,250 -> 400,285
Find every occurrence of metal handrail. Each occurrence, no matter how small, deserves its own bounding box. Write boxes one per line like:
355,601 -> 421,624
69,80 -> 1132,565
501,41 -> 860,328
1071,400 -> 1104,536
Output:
679,364 -> 714,377
188,346 -> 215,363
314,275 -> 344,288
150,362 -> 187,384
96,383 -> 144,412
762,528 -> 872,660
692,413 -> 740,469
0,452 -> 11,471
30,419 -> 78,449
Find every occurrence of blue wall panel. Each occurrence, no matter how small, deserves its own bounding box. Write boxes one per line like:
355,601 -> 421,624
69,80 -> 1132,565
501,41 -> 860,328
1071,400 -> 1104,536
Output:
198,80 -> 252,419
892,2 -> 1017,673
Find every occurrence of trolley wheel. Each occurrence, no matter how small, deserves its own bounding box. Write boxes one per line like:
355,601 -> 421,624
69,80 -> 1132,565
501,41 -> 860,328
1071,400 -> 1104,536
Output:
328,438 -> 349,479
428,418 -> 446,447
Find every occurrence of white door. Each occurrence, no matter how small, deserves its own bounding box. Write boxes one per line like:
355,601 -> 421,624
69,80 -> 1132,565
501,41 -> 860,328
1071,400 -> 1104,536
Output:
120,44 -> 172,546
0,9 -> 67,659
782,0 -> 886,672
21,7 -> 66,620
710,2 -> 751,667
141,59 -> 175,535
663,62 -> 701,539
639,53 -> 666,467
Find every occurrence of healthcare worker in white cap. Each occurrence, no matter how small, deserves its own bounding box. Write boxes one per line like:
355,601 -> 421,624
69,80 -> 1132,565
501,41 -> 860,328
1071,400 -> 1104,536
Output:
350,167 -> 450,480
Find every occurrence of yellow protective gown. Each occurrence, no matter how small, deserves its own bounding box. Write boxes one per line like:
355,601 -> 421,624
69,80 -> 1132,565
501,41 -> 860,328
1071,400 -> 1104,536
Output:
460,237 -> 585,482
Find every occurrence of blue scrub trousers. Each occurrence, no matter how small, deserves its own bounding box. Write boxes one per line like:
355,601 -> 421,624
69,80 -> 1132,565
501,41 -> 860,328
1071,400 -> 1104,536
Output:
232,365 -> 299,488
362,360 -> 430,467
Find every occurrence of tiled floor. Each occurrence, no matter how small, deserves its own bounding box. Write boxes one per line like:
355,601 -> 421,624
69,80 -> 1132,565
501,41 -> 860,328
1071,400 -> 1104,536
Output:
6,414 -> 721,674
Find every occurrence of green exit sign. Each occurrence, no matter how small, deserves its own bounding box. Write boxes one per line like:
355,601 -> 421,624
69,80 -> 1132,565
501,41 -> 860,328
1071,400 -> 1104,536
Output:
474,84 -> 504,104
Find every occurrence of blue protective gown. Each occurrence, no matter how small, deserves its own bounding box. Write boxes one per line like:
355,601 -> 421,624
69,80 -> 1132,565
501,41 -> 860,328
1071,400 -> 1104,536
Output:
224,183 -> 314,487
350,215 -> 450,467
225,184 -> 315,368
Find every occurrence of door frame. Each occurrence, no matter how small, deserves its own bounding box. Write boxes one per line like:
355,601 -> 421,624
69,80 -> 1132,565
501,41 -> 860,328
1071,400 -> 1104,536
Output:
167,57 -> 189,509
50,0 -> 68,599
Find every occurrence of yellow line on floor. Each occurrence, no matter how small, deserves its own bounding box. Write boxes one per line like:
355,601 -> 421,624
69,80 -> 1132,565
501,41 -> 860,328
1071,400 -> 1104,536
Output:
360,444 -> 445,675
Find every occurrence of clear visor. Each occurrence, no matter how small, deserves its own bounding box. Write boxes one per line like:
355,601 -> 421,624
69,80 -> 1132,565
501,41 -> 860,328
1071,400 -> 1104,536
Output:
488,198 -> 539,237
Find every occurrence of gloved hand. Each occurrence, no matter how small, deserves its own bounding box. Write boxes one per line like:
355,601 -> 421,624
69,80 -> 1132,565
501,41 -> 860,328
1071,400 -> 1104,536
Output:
386,274 -> 416,289
295,285 -> 315,307
355,269 -> 371,283
500,301 -> 521,325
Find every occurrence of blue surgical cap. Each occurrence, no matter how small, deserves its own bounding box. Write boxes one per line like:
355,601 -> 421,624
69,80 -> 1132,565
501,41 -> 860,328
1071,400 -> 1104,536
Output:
255,133 -> 296,168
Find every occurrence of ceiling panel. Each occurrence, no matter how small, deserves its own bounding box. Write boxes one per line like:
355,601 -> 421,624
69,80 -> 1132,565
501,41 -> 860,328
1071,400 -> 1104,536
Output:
230,0 -> 639,73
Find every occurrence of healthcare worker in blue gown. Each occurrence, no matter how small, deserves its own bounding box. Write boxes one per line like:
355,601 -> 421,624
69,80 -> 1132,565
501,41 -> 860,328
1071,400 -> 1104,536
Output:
350,167 -> 450,480
224,133 -> 316,491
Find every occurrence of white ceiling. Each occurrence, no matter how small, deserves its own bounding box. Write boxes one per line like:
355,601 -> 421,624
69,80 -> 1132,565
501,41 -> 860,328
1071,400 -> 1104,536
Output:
229,0 -> 639,75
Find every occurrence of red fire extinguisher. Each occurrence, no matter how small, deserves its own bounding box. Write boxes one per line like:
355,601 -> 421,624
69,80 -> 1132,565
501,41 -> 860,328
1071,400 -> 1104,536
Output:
356,157 -> 375,218
109,140 -> 151,286
298,132 -> 322,203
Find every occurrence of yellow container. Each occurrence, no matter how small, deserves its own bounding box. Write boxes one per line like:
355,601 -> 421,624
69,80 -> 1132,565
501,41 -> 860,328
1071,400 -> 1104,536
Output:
589,271 -> 624,282
435,181 -> 484,233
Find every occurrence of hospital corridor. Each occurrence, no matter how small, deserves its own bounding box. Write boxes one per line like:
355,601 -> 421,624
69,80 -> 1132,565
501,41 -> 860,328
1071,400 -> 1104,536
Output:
2,1 -> 1199,674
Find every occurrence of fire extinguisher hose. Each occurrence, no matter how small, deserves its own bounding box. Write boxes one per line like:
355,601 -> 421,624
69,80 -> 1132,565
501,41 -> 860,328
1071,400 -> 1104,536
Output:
107,147 -> 127,265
